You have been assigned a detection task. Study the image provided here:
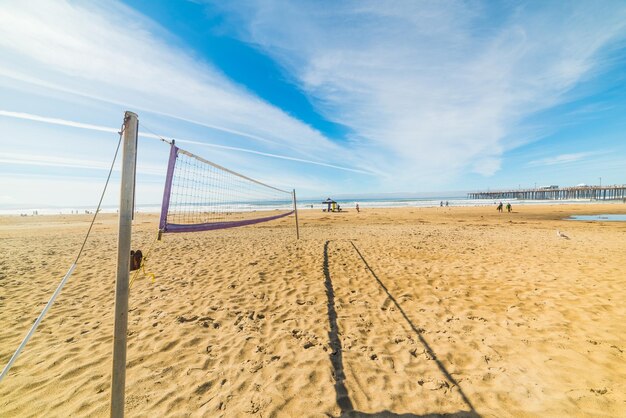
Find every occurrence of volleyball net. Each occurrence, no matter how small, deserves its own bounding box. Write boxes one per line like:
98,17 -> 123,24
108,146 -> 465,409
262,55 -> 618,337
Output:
159,142 -> 296,234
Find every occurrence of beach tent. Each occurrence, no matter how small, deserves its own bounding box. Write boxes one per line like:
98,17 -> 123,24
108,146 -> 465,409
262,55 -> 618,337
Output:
322,198 -> 336,212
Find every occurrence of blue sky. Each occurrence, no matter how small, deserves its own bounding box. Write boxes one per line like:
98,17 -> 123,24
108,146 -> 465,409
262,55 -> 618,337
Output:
1,1 -> 625,209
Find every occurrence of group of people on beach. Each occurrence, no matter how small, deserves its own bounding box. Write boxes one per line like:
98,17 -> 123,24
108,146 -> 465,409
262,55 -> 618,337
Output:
497,201 -> 512,213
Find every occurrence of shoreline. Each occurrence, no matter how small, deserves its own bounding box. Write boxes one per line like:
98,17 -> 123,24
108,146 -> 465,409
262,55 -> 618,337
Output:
1,198 -> 625,217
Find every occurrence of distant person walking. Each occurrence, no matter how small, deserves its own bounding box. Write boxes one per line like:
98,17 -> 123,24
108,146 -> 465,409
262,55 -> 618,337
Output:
445,201 -> 449,207
497,202 -> 503,212
356,203 -> 360,213
506,203 -> 512,213
440,201 -> 444,207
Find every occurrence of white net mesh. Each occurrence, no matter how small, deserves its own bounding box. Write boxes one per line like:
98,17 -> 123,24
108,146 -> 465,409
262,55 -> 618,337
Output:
160,145 -> 294,233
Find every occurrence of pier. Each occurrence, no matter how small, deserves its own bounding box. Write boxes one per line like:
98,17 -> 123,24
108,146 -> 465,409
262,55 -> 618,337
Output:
468,185 -> 626,201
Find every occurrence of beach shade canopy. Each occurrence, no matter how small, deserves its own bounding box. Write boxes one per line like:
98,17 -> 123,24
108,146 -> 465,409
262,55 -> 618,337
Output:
321,198 -> 337,211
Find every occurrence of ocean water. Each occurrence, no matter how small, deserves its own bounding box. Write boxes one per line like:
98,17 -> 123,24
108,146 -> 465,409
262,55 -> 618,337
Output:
567,214 -> 626,222
1,196 -> 622,216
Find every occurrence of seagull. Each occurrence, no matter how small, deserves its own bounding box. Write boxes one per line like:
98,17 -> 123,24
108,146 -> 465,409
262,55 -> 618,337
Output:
556,229 -> 570,239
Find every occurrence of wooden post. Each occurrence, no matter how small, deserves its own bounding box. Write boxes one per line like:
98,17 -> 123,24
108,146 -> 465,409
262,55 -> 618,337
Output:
292,189 -> 300,240
110,111 -> 138,418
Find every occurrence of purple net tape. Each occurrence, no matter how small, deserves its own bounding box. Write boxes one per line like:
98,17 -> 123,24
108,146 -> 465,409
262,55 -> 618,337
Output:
158,144 -> 179,231
163,210 -> 295,233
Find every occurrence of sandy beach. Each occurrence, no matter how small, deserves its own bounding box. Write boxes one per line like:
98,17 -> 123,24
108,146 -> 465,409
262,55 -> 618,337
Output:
1,204 -> 625,417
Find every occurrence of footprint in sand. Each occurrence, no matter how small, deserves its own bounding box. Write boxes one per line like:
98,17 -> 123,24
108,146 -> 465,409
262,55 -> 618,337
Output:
176,315 -> 198,323
194,382 -> 212,395
161,340 -> 178,351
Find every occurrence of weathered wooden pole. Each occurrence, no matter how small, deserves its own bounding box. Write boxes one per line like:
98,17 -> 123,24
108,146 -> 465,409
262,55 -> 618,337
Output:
110,111 -> 138,418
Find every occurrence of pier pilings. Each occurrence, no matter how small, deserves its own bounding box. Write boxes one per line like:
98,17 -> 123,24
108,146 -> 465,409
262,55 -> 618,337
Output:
468,185 -> 626,201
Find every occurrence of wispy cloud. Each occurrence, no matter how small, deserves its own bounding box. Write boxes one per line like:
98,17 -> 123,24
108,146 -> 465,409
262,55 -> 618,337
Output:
0,110 -> 375,175
0,1 -> 368,172
0,110 -> 120,134
209,1 -> 626,185
0,151 -> 166,175
527,151 -> 605,167
171,138 -> 377,175
0,152 -> 115,171
0,173 -> 165,208
1,0 -> 625,206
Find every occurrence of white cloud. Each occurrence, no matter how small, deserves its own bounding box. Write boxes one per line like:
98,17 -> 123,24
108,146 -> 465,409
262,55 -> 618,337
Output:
0,151 -> 167,176
528,152 -> 602,167
0,110 -> 119,134
0,173 -> 163,210
208,1 -> 626,184
0,110 -> 376,175
0,1 -> 368,172
1,0 -> 625,207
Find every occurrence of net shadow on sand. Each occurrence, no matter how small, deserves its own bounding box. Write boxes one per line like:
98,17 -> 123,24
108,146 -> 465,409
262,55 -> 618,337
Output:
323,240 -> 480,418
